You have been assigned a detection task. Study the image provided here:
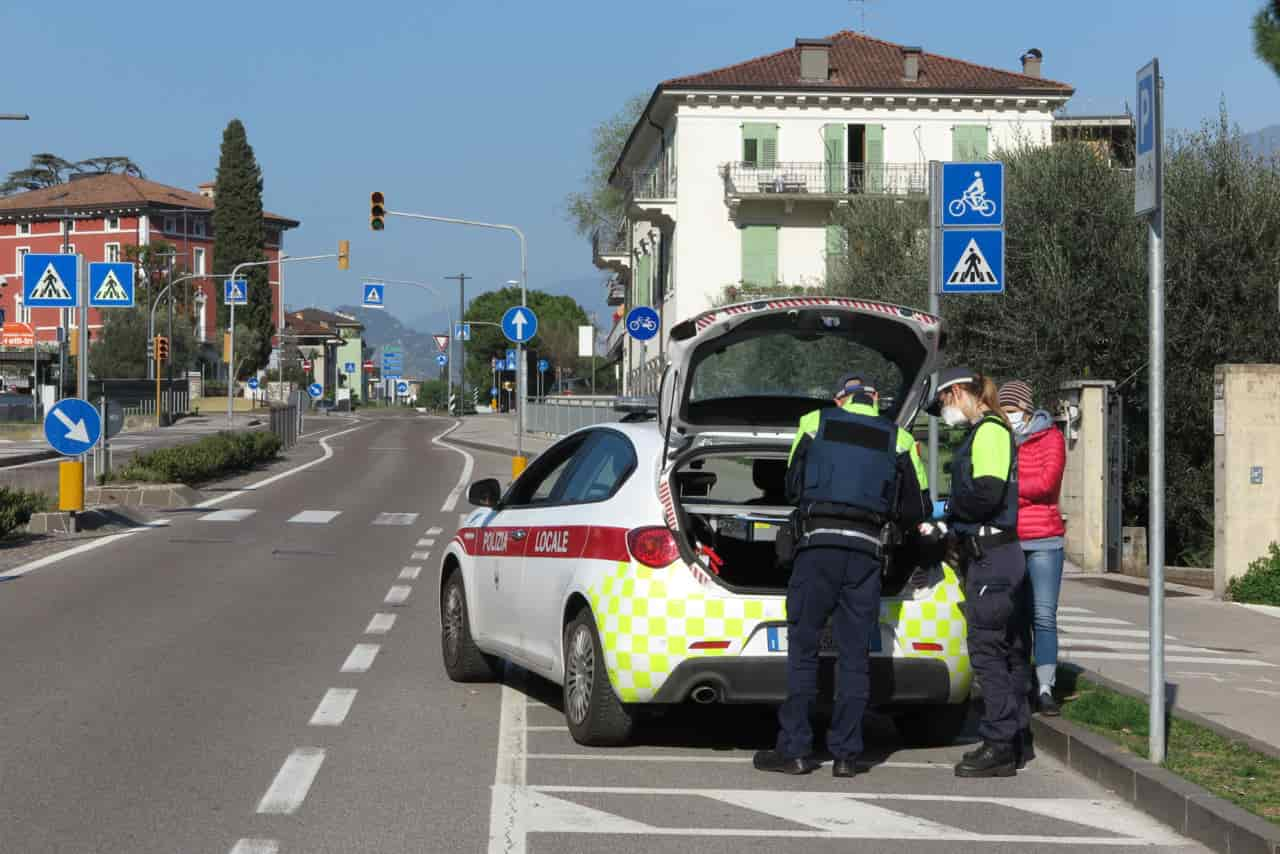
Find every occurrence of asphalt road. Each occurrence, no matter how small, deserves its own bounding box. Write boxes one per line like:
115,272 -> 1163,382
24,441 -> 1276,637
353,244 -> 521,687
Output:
0,412 -> 1209,853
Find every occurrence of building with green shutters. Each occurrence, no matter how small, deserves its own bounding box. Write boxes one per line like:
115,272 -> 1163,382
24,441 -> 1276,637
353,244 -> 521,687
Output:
597,31 -> 1075,396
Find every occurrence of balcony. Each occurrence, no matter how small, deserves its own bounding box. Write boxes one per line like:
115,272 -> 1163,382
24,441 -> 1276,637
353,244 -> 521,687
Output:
625,165 -> 676,226
592,226 -> 629,273
605,275 -> 626,307
722,161 -> 928,208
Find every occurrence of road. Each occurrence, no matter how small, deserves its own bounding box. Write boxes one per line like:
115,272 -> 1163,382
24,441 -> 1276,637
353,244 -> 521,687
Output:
0,412 -> 1207,853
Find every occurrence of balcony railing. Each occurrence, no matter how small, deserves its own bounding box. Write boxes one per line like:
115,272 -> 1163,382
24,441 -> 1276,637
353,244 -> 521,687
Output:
592,226 -> 627,257
722,161 -> 928,198
627,164 -> 677,201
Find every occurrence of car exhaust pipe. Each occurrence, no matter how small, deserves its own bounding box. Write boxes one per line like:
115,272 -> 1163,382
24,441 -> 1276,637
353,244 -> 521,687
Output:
690,684 -> 720,704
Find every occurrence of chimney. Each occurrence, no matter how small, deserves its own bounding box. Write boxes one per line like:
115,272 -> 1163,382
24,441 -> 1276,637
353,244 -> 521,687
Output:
198,181 -> 215,199
796,38 -> 832,82
1020,48 -> 1043,78
901,45 -> 923,82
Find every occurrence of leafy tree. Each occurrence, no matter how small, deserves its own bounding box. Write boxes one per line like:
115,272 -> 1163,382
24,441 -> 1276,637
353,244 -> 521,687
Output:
415,377 -> 448,409
123,239 -> 181,316
462,287 -> 590,391
212,119 -> 270,377
1,153 -> 144,195
1255,0 -> 1280,78
89,306 -> 197,378
562,95 -> 648,239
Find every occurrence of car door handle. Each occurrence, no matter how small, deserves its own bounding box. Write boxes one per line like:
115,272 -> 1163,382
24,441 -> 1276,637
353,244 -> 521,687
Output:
510,529 -> 527,541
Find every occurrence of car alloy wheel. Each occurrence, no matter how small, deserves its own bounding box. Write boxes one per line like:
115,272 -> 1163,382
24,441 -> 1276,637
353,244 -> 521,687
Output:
565,624 -> 595,726
443,583 -> 465,665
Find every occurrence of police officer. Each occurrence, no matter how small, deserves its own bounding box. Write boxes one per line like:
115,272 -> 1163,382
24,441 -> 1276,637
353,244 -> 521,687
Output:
924,367 -> 1030,777
754,374 -> 928,778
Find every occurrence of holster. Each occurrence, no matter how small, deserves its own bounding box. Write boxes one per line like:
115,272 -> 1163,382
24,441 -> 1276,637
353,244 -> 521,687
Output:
773,511 -> 798,568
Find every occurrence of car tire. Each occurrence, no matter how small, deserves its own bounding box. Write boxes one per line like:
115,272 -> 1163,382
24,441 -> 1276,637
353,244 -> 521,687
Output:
441,570 -> 502,683
562,609 -> 635,746
894,702 -> 972,748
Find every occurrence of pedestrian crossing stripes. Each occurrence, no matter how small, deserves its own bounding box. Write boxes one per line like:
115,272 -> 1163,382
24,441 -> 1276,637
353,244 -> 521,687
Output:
288,510 -> 342,524
199,509 -> 256,522
195,510 -> 437,526
1058,606 -> 1276,668
372,512 -> 419,526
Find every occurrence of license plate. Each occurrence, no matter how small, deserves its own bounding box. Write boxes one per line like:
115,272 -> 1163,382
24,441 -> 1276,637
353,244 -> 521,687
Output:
767,624 -> 882,653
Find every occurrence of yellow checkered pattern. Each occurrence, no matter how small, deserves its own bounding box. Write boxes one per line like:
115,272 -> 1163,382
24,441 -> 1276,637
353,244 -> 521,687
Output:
880,565 -> 972,702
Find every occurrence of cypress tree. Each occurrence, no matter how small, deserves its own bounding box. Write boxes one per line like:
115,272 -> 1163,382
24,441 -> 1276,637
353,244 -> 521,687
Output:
212,119 -> 271,376
1257,1 -> 1280,78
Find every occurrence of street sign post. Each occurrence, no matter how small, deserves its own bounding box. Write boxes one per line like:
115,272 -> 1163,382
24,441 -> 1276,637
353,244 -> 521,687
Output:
505,349 -> 517,372
941,162 -> 1004,227
1135,60 -> 1162,216
537,358 -> 549,373
344,362 -> 356,374
436,354 -> 447,367
362,283 -> 385,309
247,377 -> 260,390
44,397 -> 101,456
88,262 -> 135,307
501,306 -> 537,343
433,334 -> 449,353
625,306 -> 660,341
23,253 -> 77,308
941,230 -> 1004,293
453,322 -> 471,341
224,279 -> 248,305
396,380 -> 409,396
308,382 -> 323,399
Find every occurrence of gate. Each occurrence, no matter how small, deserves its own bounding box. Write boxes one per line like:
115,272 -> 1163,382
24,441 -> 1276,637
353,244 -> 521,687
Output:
1105,388 -> 1124,572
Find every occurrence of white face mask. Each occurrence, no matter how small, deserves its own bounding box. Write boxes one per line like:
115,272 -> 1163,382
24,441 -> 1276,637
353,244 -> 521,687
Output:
941,405 -> 968,427
1007,410 -> 1025,428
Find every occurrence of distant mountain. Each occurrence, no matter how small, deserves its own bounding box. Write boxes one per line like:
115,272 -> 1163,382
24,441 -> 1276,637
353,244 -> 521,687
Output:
1243,125 -> 1280,157
338,306 -> 444,379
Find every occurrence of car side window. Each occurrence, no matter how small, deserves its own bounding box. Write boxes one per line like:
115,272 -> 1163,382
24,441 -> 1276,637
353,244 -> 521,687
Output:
503,434 -> 591,508
557,431 -> 637,504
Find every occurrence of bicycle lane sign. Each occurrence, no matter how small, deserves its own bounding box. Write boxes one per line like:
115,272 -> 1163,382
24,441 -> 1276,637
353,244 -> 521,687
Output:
625,305 -> 660,341
941,161 -> 1004,227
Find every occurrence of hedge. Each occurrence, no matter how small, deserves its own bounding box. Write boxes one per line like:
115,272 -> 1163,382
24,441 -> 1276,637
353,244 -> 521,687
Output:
0,488 -> 52,538
110,431 -> 282,485
1227,542 -> 1280,607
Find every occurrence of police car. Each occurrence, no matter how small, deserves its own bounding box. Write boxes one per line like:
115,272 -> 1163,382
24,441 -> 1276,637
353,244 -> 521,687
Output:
440,297 -> 971,746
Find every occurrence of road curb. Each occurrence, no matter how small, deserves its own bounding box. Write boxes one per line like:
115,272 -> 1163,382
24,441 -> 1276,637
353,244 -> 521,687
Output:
1032,683 -> 1280,853
0,450 -> 58,468
445,437 -> 543,461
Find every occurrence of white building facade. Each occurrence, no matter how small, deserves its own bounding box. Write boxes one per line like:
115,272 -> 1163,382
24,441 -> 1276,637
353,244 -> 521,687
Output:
598,33 -> 1074,394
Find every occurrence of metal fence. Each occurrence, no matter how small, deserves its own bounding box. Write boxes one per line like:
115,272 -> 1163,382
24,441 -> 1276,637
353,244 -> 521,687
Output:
525,396 -> 622,436
722,161 -> 928,198
122,391 -> 191,418
627,355 -> 666,398
627,163 -> 677,201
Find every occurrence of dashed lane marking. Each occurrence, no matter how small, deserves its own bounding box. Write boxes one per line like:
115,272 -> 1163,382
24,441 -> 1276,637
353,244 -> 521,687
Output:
256,748 -> 325,815
372,512 -> 419,526
417,538 -> 437,547
399,566 -> 422,580
340,643 -> 380,673
199,509 -> 257,522
427,526 -> 443,535
385,585 -> 412,605
410,551 -> 431,561
365,613 -> 396,635
288,510 -> 342,524
229,840 -> 278,854
309,688 -> 357,726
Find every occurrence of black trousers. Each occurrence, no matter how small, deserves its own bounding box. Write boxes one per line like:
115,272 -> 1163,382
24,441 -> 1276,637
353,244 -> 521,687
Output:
777,545 -> 881,760
964,540 -> 1031,746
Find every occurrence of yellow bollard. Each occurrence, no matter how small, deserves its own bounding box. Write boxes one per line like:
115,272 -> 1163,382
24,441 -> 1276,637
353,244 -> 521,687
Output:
511,455 -> 528,479
59,460 -> 84,512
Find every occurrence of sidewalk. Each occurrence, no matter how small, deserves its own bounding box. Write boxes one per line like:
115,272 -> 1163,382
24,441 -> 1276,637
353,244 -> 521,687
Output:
443,413 -> 555,458
1057,562 -> 1280,757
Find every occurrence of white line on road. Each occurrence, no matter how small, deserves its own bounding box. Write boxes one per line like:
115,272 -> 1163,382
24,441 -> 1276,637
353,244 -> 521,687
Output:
521,754 -> 951,768
199,508 -> 257,522
256,748 -> 325,815
365,613 -> 396,634
524,726 -> 567,732
1060,626 -> 1178,639
489,673 -> 527,854
427,526 -> 443,535
1063,652 -> 1277,667
417,538 -> 437,547
385,585 -> 412,605
0,526 -> 147,580
340,643 -> 380,673
1060,639 -> 1225,654
309,688 -> 358,726
197,423 -> 365,509
373,512 -> 420,526
288,510 -> 342,524
1057,606 -> 1094,614
1056,616 -> 1134,626
410,551 -> 431,560
229,840 -> 278,854
433,420 -> 475,512
399,566 -> 422,580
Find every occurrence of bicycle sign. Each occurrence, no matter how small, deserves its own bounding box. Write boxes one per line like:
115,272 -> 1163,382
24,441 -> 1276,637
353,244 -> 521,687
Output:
941,162 -> 1003,227
625,305 -> 660,342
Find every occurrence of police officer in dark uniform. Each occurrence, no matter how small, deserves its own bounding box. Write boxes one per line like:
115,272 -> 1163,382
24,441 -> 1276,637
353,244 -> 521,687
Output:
923,367 -> 1030,777
754,375 -> 928,778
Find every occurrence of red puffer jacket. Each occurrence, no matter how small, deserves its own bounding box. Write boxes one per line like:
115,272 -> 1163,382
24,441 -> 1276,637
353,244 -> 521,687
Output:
1016,420 -> 1066,540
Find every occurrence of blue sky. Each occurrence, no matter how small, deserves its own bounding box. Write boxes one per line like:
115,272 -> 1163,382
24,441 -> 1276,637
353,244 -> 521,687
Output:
2,0 -> 1275,333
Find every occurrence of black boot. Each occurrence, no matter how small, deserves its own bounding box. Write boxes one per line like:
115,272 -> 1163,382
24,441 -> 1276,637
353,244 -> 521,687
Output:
1037,691 -> 1061,717
954,741 -> 1017,778
753,749 -> 820,775
1016,728 -> 1035,769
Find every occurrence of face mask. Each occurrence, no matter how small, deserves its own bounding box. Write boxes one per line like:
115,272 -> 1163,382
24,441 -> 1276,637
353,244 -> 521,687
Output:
941,405 -> 968,427
1007,411 -> 1025,428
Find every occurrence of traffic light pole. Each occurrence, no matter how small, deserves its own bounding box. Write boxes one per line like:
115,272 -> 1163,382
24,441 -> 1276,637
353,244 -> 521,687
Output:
383,210 -> 528,468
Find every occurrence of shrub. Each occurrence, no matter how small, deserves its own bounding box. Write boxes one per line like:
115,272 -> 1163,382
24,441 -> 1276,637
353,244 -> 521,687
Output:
111,430 -> 282,485
0,488 -> 52,537
1227,542 -> 1280,606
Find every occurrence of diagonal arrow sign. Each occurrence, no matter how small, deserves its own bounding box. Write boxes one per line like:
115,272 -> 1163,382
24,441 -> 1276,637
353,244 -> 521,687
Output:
53,408 -> 90,444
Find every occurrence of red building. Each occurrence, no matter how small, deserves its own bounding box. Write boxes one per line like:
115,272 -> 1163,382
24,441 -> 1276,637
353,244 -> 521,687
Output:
0,173 -> 299,347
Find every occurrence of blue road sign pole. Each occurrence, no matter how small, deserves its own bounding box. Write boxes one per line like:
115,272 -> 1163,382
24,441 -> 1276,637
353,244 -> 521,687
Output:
927,160 -> 942,503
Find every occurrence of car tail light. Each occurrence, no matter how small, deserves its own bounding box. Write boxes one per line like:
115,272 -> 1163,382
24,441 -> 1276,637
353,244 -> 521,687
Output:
688,640 -> 731,650
627,526 -> 680,568
912,642 -> 944,652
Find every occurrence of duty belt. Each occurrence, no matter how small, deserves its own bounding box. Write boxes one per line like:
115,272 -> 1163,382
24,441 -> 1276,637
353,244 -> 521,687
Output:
969,529 -> 1018,549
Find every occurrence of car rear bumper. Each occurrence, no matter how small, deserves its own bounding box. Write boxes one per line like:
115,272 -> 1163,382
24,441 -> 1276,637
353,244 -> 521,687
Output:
649,655 -> 954,705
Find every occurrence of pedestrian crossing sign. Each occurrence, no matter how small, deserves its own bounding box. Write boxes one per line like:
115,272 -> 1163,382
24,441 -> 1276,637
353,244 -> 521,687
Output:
224,279 -> 248,305
941,229 -> 1004,294
88,262 -> 136,307
23,253 -> 78,307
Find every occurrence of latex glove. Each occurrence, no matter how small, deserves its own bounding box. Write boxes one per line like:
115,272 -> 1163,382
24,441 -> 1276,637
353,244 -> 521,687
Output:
916,520 -> 949,544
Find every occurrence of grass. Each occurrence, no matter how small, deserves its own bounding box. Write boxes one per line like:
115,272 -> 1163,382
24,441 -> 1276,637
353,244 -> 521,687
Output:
1058,669 -> 1280,824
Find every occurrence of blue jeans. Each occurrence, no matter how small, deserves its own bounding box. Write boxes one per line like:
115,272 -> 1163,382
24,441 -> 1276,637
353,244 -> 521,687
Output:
1025,547 -> 1064,690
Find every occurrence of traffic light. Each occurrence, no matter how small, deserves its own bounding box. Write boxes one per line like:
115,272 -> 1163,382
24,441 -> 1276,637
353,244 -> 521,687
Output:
147,338 -> 156,359
155,336 -> 170,361
370,192 -> 385,231
337,239 -> 349,270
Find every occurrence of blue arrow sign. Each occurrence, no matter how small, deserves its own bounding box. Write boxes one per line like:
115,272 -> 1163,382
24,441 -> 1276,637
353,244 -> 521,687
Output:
625,306 -> 660,341
453,322 -> 471,341
537,358 -> 549,373
436,353 -> 448,367
247,377 -> 260,390
941,162 -> 1004,227
224,279 -> 248,305
308,382 -> 324,399
362,283 -> 385,309
396,381 -> 409,395
501,306 -> 537,344
88,262 -> 135,307
344,362 -> 356,373
505,349 -> 517,371
23,253 -> 78,308
941,229 -> 1004,294
44,397 -> 101,455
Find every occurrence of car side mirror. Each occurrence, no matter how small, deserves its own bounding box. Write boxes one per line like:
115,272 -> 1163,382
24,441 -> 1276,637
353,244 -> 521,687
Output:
467,478 -> 502,508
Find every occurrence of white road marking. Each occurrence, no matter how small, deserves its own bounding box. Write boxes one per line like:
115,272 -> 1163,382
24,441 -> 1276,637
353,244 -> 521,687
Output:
373,512 -> 419,526
385,585 -> 412,605
433,420 -> 475,512
522,754 -> 950,769
309,688 -> 357,726
199,508 -> 256,522
229,840 -> 278,854
524,726 -> 567,732
1060,626 -> 1178,639
417,538 -> 436,547
1063,652 -> 1277,667
410,551 -> 431,560
365,613 -> 396,634
427,526 -> 443,535
1056,615 -> 1133,626
1057,606 -> 1094,614
288,510 -> 342,524
1238,602 -> 1280,620
256,748 -> 325,815
0,526 -> 148,580
399,566 -> 422,580
197,423 -> 365,508
340,643 -> 380,673
488,674 -> 526,854
1059,638 -> 1225,654
1239,687 -> 1280,697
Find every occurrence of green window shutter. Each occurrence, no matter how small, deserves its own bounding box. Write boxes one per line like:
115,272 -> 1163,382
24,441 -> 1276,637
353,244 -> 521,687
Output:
825,224 -> 844,281
635,253 -> 652,306
823,124 -> 845,193
953,125 -> 989,160
741,225 -> 778,287
744,122 -> 778,168
865,124 -> 885,193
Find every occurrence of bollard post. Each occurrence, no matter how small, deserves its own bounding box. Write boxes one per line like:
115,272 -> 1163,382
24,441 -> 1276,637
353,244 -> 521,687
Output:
59,459 -> 84,533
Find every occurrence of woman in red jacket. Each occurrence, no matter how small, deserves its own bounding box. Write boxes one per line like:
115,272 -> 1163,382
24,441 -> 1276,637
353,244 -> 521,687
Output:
999,381 -> 1066,716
